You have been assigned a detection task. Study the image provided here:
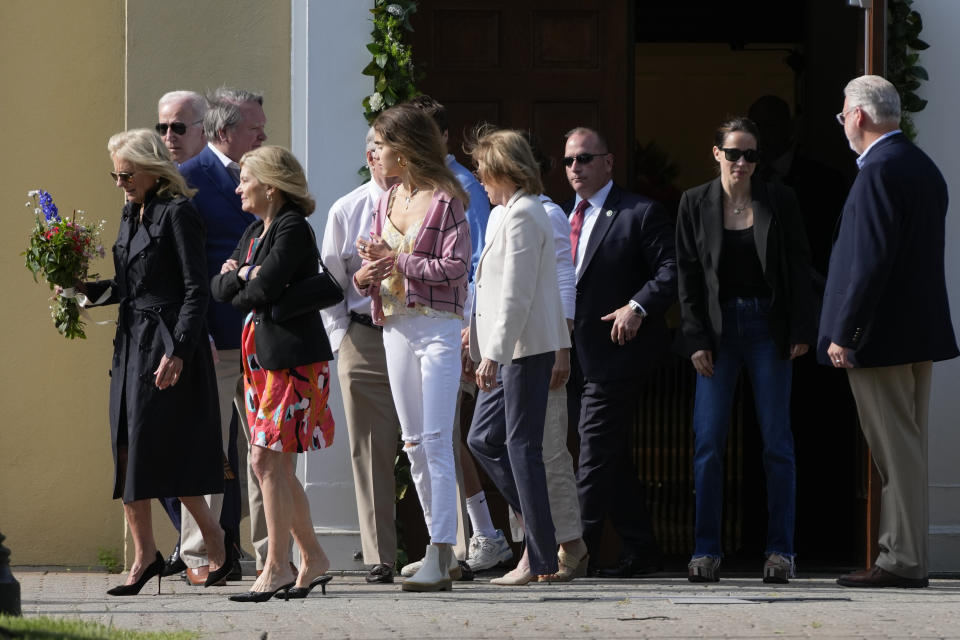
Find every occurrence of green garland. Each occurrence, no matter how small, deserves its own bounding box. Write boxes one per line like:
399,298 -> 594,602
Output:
887,0 -> 929,140
362,1 -> 421,125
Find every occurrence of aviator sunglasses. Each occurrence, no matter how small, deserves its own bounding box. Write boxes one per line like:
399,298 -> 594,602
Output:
717,147 -> 761,163
562,152 -> 611,167
155,119 -> 202,135
110,171 -> 135,183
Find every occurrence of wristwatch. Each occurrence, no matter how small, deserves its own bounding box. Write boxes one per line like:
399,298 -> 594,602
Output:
628,300 -> 647,317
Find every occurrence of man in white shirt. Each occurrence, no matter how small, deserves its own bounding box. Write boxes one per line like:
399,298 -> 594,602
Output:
321,129 -> 403,584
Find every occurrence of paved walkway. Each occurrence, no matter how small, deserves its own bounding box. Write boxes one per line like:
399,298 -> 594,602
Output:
11,570 -> 960,639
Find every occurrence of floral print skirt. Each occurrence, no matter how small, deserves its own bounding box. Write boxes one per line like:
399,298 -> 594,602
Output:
241,313 -> 335,453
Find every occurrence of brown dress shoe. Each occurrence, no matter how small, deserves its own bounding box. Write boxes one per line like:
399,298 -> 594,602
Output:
186,565 -> 225,586
836,566 -> 928,588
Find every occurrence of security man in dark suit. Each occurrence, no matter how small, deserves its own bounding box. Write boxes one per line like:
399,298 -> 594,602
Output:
562,127 -> 677,577
822,75 -> 957,589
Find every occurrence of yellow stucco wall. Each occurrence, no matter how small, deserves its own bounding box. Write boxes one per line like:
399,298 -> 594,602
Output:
0,0 -> 127,567
125,0 -> 292,148
0,0 -> 290,567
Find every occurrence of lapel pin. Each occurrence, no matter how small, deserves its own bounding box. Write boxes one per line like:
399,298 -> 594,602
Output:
605,210 -> 614,217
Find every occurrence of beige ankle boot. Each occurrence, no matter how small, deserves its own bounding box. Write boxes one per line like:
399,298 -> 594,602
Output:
401,548 -> 461,579
402,544 -> 453,592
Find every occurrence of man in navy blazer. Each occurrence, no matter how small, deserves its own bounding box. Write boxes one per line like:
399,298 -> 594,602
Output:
153,90 -> 213,578
820,76 -> 957,588
562,127 -> 677,576
178,87 -> 265,585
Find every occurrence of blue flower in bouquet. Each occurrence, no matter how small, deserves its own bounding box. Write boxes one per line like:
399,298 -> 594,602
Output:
38,190 -> 59,221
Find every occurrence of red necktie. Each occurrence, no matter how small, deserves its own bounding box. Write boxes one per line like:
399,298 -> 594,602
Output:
569,199 -> 589,263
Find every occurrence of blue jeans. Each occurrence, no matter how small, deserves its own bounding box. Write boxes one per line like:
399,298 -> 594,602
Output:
692,297 -> 796,559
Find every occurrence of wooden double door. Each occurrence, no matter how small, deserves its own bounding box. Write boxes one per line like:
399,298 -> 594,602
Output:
409,0 -> 632,201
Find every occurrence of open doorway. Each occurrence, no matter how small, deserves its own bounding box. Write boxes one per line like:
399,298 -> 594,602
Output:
627,1 -> 864,571
408,0 -> 872,572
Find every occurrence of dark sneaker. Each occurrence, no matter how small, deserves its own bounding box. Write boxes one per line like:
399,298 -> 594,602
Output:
365,562 -> 394,584
763,553 -> 796,584
456,560 -> 474,581
688,555 -> 721,583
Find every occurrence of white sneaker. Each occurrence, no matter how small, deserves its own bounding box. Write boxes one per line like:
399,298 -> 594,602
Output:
466,530 -> 513,572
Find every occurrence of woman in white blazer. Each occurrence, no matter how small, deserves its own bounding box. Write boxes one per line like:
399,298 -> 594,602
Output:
465,127 -> 570,585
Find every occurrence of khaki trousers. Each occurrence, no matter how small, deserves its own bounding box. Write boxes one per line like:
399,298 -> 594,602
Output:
509,387 -> 583,545
847,361 -> 932,579
181,348 -> 268,569
339,322 -> 401,565
542,387 -> 583,543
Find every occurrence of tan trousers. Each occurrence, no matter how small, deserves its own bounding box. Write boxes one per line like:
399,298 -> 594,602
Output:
181,348 -> 267,569
339,322 -> 401,565
509,387 -> 583,544
450,383 -> 472,559
847,361 -> 932,579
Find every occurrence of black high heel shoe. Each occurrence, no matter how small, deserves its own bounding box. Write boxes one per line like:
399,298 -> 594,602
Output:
229,581 -> 295,603
281,574 -> 333,599
204,529 -> 238,588
107,551 -> 164,596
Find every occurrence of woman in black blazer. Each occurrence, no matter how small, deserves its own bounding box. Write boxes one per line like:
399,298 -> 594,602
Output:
676,117 -> 816,585
211,146 -> 334,602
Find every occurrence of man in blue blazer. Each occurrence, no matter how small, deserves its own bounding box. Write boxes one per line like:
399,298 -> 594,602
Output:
178,88 -> 265,585
820,75 -> 957,588
562,127 -> 677,576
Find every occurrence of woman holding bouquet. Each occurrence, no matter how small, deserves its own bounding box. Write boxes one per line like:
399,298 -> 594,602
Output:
211,145 -> 336,602
85,129 -> 232,595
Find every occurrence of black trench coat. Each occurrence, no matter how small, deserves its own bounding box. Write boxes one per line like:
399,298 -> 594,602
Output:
87,191 -> 222,502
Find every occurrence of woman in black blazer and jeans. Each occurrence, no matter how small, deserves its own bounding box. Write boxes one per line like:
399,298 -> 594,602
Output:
676,118 -> 816,585
212,146 -> 335,602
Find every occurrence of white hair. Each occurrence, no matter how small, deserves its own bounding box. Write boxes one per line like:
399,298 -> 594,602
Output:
157,90 -> 207,119
365,126 -> 376,155
844,75 -> 901,125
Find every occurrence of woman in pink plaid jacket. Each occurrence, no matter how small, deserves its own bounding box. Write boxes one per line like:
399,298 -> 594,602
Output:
354,103 -> 471,592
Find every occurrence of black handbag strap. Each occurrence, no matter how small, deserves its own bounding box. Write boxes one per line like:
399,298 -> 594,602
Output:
304,222 -> 341,293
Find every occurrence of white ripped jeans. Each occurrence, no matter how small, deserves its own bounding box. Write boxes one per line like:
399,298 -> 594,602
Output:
382,313 -> 461,545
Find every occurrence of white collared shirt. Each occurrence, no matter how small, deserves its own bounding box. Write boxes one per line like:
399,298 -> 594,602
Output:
856,129 -> 902,169
208,142 -> 241,180
570,179 -> 614,280
319,180 -> 386,353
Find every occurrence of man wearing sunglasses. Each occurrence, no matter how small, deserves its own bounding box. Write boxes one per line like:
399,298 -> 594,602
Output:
562,127 -> 676,578
821,75 -> 956,589
177,88 -> 268,586
157,91 -> 207,165
151,90 -> 212,580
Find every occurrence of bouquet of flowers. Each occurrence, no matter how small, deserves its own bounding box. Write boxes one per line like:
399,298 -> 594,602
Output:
23,189 -> 106,339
